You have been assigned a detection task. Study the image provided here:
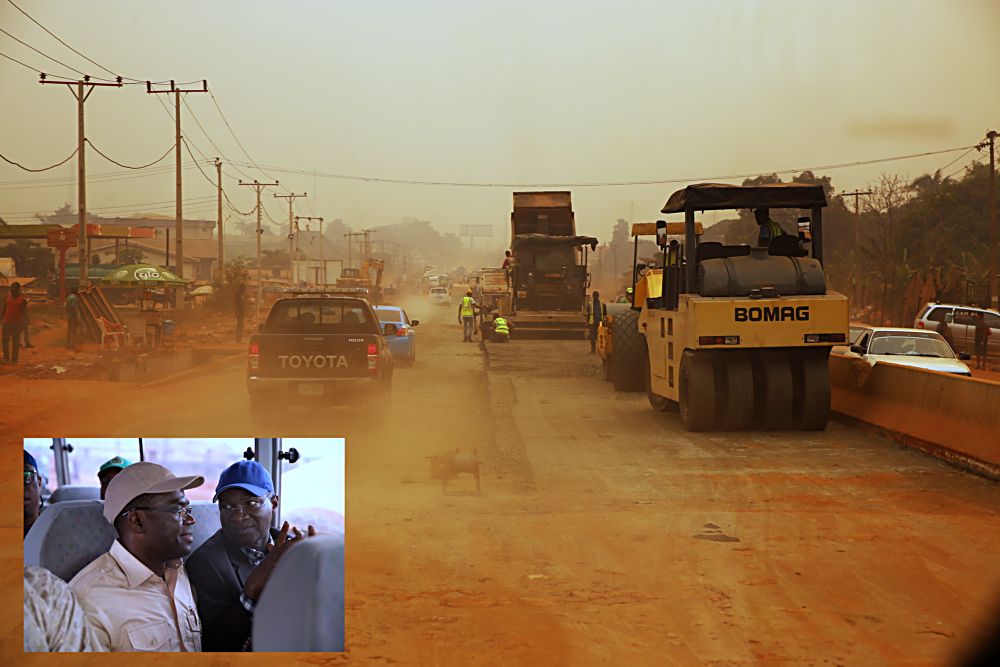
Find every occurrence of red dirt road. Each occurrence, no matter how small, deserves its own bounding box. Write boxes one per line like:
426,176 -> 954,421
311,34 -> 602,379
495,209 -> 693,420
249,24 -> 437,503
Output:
4,297 -> 1000,664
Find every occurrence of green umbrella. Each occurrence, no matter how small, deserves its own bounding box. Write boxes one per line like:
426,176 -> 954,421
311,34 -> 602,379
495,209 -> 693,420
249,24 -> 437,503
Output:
101,264 -> 189,287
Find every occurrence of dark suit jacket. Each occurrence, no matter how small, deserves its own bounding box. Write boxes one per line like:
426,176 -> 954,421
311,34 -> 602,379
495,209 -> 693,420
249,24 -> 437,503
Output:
186,527 -> 279,652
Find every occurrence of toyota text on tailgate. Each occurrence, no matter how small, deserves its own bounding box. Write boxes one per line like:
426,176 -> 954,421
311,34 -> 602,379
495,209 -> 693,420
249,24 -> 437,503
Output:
247,296 -> 393,408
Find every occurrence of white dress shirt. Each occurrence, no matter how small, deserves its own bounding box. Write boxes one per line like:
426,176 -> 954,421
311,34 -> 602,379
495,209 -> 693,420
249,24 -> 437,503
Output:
69,540 -> 202,652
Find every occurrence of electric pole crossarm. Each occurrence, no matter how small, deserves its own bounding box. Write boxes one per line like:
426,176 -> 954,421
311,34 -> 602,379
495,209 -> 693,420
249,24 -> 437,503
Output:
274,193 -> 308,286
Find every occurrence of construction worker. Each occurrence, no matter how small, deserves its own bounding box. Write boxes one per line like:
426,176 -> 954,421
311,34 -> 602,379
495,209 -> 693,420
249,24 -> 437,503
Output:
457,290 -> 478,342
491,313 -> 510,343
585,290 -> 607,353
754,208 -> 787,247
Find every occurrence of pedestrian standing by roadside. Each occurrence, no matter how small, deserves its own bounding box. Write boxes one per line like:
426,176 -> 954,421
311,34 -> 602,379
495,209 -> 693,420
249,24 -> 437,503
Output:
2,281 -> 27,364
585,290 -> 606,353
234,282 -> 246,343
65,287 -> 81,351
974,311 -> 991,370
935,318 -> 955,351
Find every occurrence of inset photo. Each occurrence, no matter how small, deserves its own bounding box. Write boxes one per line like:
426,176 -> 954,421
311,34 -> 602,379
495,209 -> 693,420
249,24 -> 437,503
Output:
23,437 -> 344,653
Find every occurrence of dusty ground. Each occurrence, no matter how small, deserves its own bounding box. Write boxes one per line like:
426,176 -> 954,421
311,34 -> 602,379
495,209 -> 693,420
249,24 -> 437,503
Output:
4,296 -> 1000,664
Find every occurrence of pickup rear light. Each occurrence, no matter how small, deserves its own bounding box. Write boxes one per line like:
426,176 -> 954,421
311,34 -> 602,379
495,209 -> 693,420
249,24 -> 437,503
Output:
367,342 -> 378,373
698,335 -> 740,346
248,342 -> 260,371
916,321 -> 924,329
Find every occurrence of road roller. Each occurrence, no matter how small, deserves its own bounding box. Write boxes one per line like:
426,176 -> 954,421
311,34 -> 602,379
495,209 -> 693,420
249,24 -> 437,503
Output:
611,183 -> 848,431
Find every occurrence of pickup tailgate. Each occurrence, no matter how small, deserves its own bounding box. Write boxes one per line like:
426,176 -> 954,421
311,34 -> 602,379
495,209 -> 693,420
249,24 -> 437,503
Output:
254,334 -> 377,378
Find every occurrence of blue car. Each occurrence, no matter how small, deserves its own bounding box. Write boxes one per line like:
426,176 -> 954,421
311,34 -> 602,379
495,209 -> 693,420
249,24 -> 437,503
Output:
373,305 -> 418,365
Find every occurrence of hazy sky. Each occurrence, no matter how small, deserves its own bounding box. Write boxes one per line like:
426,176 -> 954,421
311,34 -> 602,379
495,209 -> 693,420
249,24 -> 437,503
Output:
1,0 -> 998,246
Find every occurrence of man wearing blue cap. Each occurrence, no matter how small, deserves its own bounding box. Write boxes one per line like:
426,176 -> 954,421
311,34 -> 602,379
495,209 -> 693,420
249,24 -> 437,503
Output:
24,451 -> 43,537
186,460 -> 315,652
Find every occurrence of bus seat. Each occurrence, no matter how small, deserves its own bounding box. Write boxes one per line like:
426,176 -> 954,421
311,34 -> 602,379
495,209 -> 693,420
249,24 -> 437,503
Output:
253,534 -> 345,652
24,500 -> 114,582
187,502 -> 221,555
49,485 -> 101,503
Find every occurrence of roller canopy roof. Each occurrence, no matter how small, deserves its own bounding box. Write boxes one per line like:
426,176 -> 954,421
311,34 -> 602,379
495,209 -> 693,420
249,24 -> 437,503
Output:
661,183 -> 828,213
512,234 -> 599,250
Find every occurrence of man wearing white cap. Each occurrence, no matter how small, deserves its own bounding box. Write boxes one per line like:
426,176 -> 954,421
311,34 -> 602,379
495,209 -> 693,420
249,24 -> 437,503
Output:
69,462 -> 204,652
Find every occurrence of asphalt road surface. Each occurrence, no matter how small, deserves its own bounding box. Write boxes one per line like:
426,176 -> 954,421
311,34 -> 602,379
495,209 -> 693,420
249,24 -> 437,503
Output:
5,295 -> 1000,664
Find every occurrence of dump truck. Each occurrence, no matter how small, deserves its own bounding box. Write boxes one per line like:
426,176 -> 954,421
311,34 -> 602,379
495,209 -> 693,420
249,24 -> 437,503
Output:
504,191 -> 598,338
606,183 -> 848,431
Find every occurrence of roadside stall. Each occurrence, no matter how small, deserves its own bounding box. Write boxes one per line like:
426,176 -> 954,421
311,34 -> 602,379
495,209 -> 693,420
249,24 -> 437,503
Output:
101,264 -> 189,348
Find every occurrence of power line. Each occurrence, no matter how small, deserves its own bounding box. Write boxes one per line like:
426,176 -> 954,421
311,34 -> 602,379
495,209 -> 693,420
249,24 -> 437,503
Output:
6,0 -> 130,81
944,155 -> 987,181
0,163 -> 200,189
86,139 -> 175,170
0,147 -> 78,172
1,195 -> 215,217
0,48 -> 75,79
207,89 -> 286,191
228,144 -> 979,189
0,26 -> 88,76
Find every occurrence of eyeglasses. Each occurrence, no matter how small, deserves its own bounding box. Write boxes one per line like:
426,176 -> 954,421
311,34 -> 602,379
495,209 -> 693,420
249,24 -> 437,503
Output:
120,505 -> 194,521
219,496 -> 269,515
23,471 -> 40,485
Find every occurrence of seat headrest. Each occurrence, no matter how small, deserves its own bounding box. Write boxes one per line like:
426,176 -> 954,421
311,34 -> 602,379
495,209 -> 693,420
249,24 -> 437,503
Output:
253,534 -> 344,652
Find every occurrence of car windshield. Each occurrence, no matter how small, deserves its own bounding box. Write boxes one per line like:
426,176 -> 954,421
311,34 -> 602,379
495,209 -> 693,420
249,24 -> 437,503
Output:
868,332 -> 955,358
431,288 -> 447,294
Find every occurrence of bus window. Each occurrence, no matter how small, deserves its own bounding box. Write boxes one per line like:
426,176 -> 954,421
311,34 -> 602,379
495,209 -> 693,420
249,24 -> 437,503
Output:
140,438 -> 255,502
278,438 -> 345,535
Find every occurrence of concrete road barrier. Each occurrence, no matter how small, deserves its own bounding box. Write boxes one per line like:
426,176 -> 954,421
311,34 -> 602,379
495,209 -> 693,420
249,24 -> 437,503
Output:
829,353 -> 1000,479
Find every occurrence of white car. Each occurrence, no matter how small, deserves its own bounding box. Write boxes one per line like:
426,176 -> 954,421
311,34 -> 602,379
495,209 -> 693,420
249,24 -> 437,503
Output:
428,286 -> 451,306
850,327 -> 972,376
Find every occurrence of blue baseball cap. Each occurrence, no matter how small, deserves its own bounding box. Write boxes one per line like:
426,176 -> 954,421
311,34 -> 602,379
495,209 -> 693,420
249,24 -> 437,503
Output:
24,451 -> 38,471
213,460 -> 274,502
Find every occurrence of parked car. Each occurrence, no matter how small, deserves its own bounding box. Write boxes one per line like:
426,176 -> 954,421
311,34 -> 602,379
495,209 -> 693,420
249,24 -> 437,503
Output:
429,286 -> 451,306
850,327 -> 972,376
373,305 -> 418,365
833,321 -> 872,356
914,303 -> 1000,357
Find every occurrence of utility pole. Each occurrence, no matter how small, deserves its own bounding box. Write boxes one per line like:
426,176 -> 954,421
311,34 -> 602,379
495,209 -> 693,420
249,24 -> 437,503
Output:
843,189 -> 872,314
274,192 -> 307,285
146,80 -> 208,289
295,216 -> 323,285
215,158 -> 223,284
988,130 -> 997,309
344,231 -> 365,269
39,74 -> 123,288
239,179 -> 280,320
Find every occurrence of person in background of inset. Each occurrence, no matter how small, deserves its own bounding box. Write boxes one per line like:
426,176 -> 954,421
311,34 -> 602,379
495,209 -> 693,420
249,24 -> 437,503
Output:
974,310 -> 991,370
24,450 -> 43,538
97,456 -> 133,500
186,460 -> 315,652
66,287 -> 81,351
233,282 -> 246,343
502,250 -> 514,287
24,565 -> 104,652
2,281 -> 27,364
70,462 -> 205,652
585,291 -> 606,353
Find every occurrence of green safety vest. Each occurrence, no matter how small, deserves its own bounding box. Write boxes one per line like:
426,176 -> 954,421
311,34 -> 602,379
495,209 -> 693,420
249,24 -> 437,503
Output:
493,317 -> 509,335
586,301 -> 605,325
461,296 -> 475,317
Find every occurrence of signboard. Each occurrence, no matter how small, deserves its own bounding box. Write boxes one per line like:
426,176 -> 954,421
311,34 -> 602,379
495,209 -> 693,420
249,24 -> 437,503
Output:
459,224 -> 493,237
46,227 -> 78,249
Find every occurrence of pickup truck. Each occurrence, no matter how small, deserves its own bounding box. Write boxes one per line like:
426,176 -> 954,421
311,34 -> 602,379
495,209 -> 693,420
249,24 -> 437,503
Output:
247,295 -> 393,420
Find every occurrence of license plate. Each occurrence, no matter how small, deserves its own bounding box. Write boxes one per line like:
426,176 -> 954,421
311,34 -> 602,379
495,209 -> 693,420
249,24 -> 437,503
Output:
298,384 -> 324,396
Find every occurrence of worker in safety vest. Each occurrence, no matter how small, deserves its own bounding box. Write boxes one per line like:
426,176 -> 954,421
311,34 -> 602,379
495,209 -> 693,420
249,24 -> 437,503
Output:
754,208 -> 787,247
585,291 -> 607,353
490,313 -> 510,343
457,290 -> 479,342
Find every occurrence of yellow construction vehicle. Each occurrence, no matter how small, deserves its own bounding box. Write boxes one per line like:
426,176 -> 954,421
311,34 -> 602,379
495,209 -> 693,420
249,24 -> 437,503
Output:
608,183 -> 848,431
